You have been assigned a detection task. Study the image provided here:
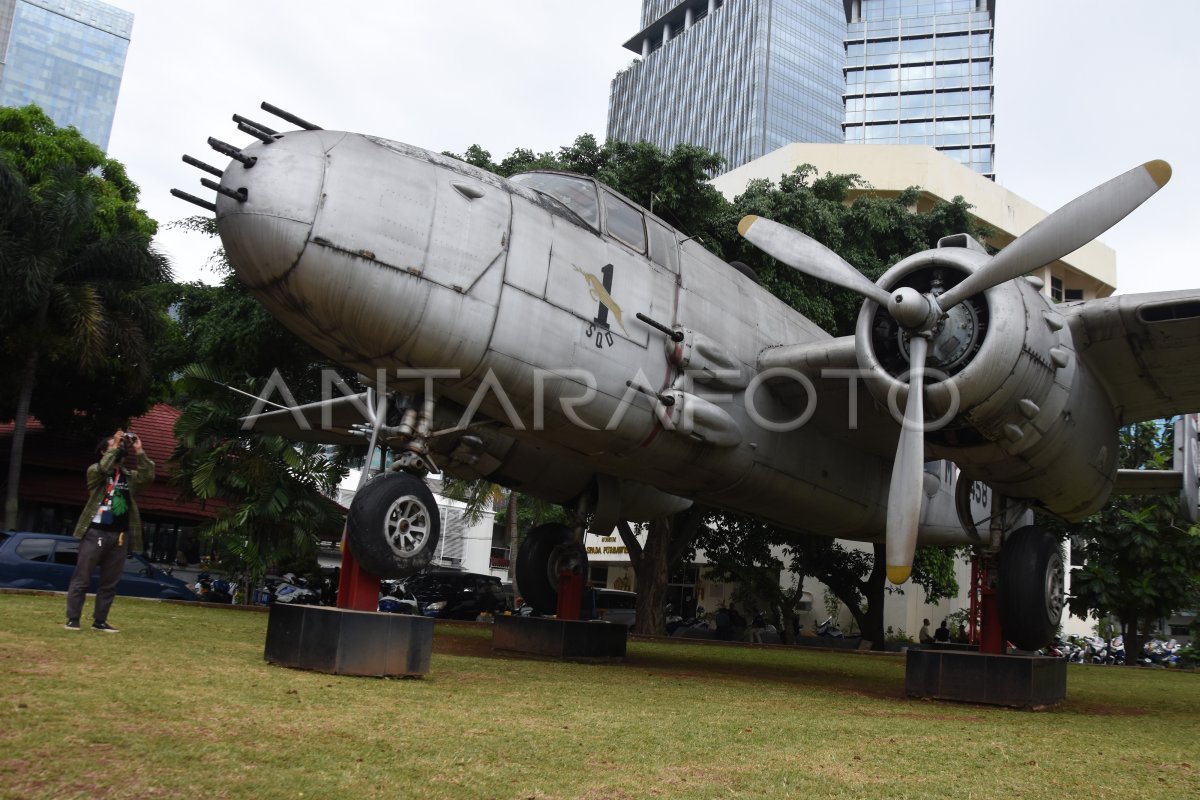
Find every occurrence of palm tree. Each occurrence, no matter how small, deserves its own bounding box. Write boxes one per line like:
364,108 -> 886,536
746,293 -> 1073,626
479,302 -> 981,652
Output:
0,114 -> 170,530
171,364 -> 348,591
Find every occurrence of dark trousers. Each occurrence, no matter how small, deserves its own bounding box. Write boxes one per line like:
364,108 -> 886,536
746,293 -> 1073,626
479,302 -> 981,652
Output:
66,528 -> 127,623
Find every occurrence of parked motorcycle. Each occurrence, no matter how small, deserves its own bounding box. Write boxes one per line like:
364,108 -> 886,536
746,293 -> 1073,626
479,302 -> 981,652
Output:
814,616 -> 844,638
1142,638 -> 1181,667
1107,635 -> 1126,665
378,581 -> 418,614
273,573 -> 320,605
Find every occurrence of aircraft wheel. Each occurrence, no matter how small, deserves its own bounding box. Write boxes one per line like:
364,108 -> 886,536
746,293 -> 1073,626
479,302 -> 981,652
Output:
346,472 -> 441,579
998,525 -> 1065,651
515,522 -> 587,612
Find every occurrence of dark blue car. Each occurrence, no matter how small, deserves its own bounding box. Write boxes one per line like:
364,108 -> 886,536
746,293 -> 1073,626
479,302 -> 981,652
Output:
0,531 -> 200,601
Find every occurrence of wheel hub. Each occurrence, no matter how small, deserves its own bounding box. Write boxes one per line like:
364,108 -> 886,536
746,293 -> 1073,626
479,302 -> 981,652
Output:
1045,552 -> 1065,623
384,495 -> 433,557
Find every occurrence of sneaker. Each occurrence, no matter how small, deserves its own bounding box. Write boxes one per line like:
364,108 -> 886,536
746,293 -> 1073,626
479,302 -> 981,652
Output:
91,621 -> 120,633
64,619 -> 80,631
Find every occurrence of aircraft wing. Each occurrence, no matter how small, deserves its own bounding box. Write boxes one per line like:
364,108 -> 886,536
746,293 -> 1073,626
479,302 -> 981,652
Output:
1066,289 -> 1200,424
238,393 -> 374,445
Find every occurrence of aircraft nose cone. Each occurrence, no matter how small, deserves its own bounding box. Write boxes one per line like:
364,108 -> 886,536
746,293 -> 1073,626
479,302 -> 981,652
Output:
214,130 -> 339,288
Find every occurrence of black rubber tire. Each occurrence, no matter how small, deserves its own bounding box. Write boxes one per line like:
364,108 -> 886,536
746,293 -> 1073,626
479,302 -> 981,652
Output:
515,522 -> 587,612
998,525 -> 1065,651
346,472 -> 441,579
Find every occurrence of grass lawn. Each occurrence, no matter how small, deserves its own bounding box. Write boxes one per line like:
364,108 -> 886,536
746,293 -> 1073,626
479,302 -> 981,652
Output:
1,592 -> 1197,799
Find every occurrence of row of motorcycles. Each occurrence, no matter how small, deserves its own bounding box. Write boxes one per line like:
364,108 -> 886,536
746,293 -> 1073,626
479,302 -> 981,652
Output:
1045,634 -> 1186,667
192,572 -> 331,606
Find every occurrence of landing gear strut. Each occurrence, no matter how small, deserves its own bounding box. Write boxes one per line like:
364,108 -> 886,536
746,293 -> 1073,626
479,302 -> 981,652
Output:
343,392 -> 443,584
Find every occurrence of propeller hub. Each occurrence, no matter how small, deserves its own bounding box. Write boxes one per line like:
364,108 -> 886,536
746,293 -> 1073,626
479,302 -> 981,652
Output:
889,287 -> 933,330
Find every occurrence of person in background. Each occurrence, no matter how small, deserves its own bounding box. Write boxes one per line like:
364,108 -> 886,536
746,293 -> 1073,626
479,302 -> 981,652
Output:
64,429 -> 155,632
919,618 -> 934,644
934,619 -> 952,643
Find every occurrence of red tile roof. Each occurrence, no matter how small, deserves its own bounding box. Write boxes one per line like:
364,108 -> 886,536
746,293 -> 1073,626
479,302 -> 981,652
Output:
1,403 -> 226,520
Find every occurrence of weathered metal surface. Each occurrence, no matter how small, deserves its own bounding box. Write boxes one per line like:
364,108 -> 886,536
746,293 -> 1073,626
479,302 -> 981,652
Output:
214,126 -> 1197,553
264,603 -> 433,677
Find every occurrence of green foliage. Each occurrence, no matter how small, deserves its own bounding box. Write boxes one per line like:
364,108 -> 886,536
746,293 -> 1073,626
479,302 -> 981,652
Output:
1062,421 -> 1200,660
697,508 -> 959,649
885,626 -> 916,644
156,218 -> 358,580
1175,641 -> 1200,669
170,364 -> 348,587
1,105 -> 172,527
719,167 -> 991,335
0,104 -> 155,238
153,277 -> 349,406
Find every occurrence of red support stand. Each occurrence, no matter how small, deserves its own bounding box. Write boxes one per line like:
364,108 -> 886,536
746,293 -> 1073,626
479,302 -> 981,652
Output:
979,580 -> 1004,654
969,553 -> 1004,654
336,537 -> 380,612
555,569 -> 583,620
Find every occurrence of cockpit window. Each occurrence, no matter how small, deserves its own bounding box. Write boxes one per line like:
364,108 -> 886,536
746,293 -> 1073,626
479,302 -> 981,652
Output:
510,173 -> 600,229
602,191 -> 646,254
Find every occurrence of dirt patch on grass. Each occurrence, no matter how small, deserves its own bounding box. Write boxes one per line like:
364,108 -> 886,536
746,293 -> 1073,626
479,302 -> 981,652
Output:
433,629 -> 496,658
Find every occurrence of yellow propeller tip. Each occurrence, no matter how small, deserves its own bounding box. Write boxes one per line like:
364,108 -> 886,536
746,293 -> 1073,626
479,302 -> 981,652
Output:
737,215 -> 759,236
886,565 -> 912,585
1145,160 -> 1172,188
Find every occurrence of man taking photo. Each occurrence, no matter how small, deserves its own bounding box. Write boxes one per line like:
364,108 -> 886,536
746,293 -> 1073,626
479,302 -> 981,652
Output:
64,428 -> 155,632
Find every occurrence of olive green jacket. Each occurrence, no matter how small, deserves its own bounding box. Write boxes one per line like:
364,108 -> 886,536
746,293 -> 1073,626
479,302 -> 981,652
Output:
72,445 -> 155,552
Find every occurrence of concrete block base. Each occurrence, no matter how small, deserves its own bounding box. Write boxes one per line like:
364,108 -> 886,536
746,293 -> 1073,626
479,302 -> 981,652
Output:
264,603 -> 433,677
906,648 -> 1067,708
493,615 -> 627,660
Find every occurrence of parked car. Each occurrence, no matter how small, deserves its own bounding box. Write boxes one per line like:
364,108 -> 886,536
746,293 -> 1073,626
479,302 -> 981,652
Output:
400,570 -> 507,620
0,532 -> 200,601
592,588 -> 637,627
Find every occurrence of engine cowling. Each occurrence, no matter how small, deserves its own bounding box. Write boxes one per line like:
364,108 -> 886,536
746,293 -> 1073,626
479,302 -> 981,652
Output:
854,239 -> 1119,520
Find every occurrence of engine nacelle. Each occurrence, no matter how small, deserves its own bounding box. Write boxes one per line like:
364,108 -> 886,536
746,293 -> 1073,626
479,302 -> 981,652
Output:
855,239 -> 1118,520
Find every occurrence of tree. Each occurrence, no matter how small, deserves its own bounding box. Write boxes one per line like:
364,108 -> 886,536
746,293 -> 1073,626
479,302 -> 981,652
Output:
1064,421 -> 1200,663
152,211 -> 366,581
617,508 -> 703,636
170,365 -> 347,591
0,105 -> 171,530
697,511 -> 959,649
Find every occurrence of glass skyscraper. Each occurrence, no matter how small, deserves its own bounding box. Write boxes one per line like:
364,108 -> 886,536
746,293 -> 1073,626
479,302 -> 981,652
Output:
844,0 -> 994,178
0,0 -> 133,151
608,0 -> 996,178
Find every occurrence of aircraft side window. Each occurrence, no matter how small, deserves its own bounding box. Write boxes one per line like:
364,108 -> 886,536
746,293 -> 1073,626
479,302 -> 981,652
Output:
646,218 -> 679,272
602,191 -> 646,254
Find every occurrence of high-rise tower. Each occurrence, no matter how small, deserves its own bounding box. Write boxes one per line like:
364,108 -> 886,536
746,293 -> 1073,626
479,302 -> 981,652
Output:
844,0 -> 995,178
0,0 -> 133,151
608,1 -> 995,178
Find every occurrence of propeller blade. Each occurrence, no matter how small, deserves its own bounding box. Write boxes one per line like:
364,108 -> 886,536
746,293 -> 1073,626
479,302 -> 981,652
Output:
885,335 -> 928,585
739,215 -> 893,307
937,160 -> 1171,310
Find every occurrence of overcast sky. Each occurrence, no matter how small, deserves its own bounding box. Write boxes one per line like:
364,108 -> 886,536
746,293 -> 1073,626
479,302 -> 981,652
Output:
106,0 -> 1198,296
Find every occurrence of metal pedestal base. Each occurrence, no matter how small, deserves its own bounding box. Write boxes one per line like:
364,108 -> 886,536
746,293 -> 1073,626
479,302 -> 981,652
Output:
906,649 -> 1067,708
264,603 -> 433,677
493,615 -> 627,660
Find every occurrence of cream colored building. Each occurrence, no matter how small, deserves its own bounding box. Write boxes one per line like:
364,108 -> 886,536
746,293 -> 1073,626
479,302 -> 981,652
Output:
710,143 -> 1116,301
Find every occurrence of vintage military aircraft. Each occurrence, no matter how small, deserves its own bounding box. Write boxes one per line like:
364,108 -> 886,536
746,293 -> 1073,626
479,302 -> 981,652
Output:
173,103 -> 1200,649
